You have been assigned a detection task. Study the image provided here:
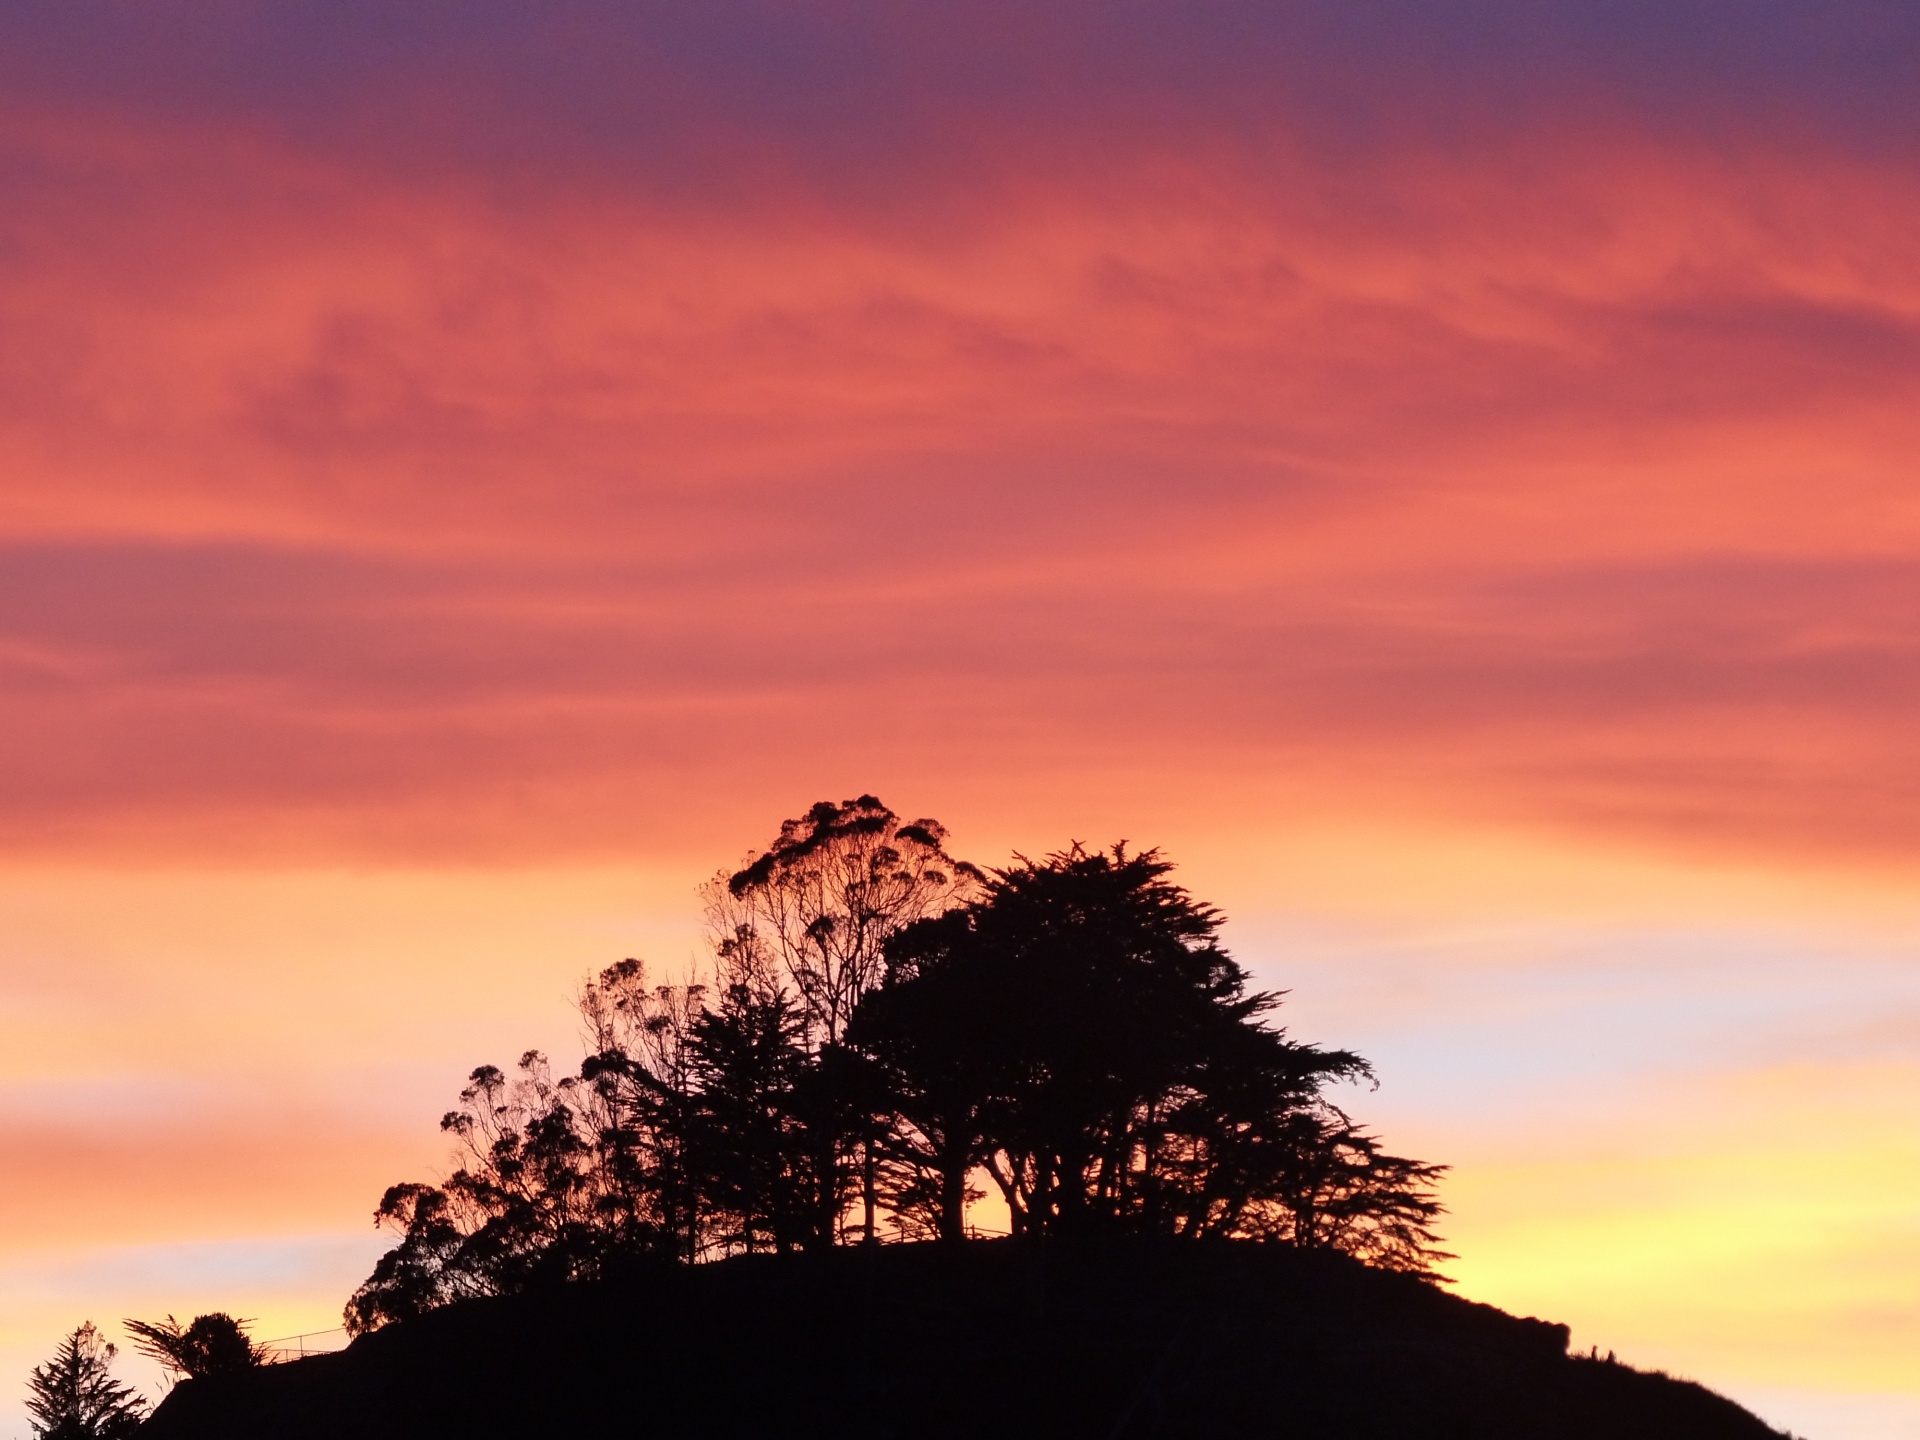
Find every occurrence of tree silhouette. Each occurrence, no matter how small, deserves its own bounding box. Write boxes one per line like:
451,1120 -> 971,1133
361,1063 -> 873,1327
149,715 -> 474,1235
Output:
25,1323 -> 146,1439
707,796 -> 981,1051
846,907 -> 1013,1242
706,796 -> 981,1245
577,957 -> 709,1263
852,845 -> 1394,1244
1249,1117 -> 1452,1274
124,1313 -> 267,1380
346,809 -> 1452,1331
345,1049 -> 673,1332
684,978 -> 816,1254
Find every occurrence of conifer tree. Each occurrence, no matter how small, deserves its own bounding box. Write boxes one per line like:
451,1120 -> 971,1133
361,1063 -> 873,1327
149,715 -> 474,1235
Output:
25,1323 -> 146,1440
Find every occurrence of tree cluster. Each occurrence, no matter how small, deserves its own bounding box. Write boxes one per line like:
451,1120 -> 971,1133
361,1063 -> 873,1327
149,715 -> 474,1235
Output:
24,1313 -> 268,1440
345,798 -> 1448,1333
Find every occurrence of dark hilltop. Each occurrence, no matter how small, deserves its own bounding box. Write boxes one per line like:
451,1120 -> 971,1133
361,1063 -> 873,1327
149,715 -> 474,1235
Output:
140,1239 -> 1782,1440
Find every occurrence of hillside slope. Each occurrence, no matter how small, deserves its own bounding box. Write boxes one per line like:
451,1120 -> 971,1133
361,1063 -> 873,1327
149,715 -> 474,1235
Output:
140,1240 -> 1782,1439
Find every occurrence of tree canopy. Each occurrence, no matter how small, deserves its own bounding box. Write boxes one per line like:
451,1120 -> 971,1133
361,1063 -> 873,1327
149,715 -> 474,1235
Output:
346,801 -> 1448,1334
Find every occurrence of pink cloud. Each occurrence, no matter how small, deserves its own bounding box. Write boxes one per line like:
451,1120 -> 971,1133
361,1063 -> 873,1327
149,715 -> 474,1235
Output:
0,59 -> 1918,872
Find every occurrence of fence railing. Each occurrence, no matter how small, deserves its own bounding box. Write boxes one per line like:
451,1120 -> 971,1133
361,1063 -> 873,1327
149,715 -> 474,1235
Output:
257,1328 -> 350,1363
253,1232 -> 1018,1360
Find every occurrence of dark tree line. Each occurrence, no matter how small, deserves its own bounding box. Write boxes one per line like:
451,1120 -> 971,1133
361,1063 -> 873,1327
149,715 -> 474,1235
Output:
346,798 -> 1448,1333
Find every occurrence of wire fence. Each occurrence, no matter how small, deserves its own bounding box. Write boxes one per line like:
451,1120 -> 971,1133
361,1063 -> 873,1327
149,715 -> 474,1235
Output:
257,1327 -> 350,1363
251,1229 -> 1014,1361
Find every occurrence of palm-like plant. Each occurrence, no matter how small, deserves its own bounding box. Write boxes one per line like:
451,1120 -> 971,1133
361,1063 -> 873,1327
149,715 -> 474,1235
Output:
123,1312 -> 268,1380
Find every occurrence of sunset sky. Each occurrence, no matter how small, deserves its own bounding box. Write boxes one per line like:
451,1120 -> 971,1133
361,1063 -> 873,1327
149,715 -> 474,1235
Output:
4,3 -> 1920,1435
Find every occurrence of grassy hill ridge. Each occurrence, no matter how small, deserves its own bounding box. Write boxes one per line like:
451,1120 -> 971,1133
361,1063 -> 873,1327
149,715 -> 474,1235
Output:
140,1239 -> 1784,1439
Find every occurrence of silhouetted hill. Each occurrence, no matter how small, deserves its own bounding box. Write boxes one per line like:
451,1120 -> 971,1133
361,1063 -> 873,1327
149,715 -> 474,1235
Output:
140,1240 -> 1783,1440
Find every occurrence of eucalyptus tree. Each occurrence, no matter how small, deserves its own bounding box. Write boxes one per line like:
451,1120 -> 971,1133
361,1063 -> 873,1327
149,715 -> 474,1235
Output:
345,1049 -> 672,1333
706,796 -> 981,1050
705,796 -> 980,1244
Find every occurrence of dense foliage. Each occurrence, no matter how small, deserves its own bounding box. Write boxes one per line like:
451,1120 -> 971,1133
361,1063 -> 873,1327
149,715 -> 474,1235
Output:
345,798 -> 1447,1333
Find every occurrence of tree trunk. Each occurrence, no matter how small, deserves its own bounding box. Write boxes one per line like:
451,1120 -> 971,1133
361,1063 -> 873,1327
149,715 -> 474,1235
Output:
938,1139 -> 967,1243
862,1137 -> 878,1245
806,1129 -> 839,1251
984,1154 -> 1026,1237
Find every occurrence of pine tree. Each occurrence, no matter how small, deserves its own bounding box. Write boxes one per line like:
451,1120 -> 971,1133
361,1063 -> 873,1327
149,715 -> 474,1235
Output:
25,1322 -> 147,1440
